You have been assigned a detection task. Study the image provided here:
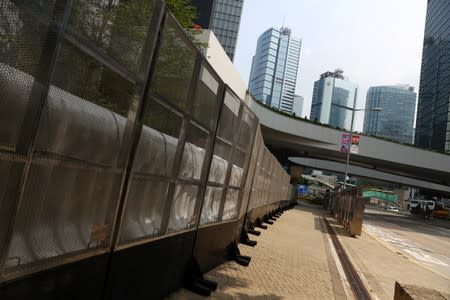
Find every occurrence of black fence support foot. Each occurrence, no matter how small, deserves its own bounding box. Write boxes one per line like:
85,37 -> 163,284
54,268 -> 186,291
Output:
255,219 -> 268,229
197,277 -> 218,291
263,216 -> 274,225
240,229 -> 257,247
185,258 -> 217,297
248,229 -> 261,236
228,242 -> 251,267
235,255 -> 251,266
189,282 -> 212,297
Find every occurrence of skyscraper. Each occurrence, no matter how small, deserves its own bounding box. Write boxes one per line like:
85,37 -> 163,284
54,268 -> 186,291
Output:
310,70 -> 358,130
248,27 -> 302,113
414,0 -> 450,152
190,0 -> 244,61
293,95 -> 304,117
364,85 -> 416,144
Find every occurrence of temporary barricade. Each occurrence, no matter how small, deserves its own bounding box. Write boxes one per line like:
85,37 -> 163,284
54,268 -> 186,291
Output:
329,188 -> 365,236
0,0 -> 294,298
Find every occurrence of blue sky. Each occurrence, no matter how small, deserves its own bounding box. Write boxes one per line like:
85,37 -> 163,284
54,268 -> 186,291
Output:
233,0 -> 427,131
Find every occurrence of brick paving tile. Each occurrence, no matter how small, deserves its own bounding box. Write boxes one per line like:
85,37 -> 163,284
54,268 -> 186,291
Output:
167,204 -> 345,299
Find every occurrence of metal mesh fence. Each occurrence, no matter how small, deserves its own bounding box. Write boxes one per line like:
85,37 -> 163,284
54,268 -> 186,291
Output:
0,0 -> 163,278
0,0 -> 292,282
247,129 -> 292,211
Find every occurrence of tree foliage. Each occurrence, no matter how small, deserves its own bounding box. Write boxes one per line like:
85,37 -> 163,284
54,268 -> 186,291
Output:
165,0 -> 197,28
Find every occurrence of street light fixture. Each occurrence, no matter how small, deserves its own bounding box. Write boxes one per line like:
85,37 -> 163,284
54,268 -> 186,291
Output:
343,104 -> 383,188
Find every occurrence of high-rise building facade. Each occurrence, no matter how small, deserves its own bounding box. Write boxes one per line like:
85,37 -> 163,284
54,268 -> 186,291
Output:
414,0 -> 450,152
364,85 -> 416,144
191,0 -> 244,61
248,27 -> 302,113
310,70 -> 358,130
293,95 -> 304,117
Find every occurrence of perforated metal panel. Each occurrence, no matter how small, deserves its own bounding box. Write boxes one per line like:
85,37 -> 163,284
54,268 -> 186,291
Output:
118,15 -> 220,244
0,64 -> 33,149
120,179 -> 169,244
200,186 -> 223,224
0,159 -> 25,268
0,0 -> 294,284
239,125 -> 262,218
6,161 -> 122,268
192,66 -> 220,130
222,188 -> 239,221
168,184 -> 199,232
179,124 -> 209,180
150,17 -> 196,111
118,103 -> 181,244
1,0 -> 164,277
0,0 -> 63,274
69,0 -> 156,73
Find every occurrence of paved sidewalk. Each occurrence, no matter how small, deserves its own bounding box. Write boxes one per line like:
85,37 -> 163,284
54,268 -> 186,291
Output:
167,204 -> 347,299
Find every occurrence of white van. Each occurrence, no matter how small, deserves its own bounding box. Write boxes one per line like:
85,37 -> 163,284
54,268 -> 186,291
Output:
408,199 -> 435,212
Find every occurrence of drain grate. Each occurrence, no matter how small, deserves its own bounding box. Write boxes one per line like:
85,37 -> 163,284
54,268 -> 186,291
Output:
324,218 -> 372,300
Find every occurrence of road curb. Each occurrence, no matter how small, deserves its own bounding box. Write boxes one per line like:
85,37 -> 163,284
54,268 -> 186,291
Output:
333,232 -> 381,300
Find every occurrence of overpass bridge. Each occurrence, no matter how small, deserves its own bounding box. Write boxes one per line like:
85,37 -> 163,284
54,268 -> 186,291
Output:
247,97 -> 450,193
192,21 -> 450,193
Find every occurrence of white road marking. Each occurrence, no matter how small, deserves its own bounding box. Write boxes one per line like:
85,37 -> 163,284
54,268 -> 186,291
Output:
363,224 -> 449,267
403,249 -> 448,266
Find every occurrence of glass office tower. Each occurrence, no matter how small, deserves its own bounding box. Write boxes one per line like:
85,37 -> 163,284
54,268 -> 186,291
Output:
191,0 -> 244,61
364,85 -> 416,144
415,0 -> 450,152
248,27 -> 302,113
310,70 -> 358,130
293,95 -> 304,117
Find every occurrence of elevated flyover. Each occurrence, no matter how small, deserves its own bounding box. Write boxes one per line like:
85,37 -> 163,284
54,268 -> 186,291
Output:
247,96 -> 450,192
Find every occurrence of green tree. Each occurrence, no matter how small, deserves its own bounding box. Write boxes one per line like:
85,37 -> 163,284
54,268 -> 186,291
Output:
165,0 -> 197,28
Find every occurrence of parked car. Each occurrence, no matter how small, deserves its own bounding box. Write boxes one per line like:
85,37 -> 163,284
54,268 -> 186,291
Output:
387,206 -> 399,212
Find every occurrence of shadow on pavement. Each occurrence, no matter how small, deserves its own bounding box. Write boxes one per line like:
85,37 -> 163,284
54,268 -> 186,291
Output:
232,293 -> 284,300
294,202 -> 354,238
205,264 -> 251,290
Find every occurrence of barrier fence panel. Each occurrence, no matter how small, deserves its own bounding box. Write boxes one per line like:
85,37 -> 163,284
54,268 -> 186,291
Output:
12,32 -> 132,263
222,104 -> 257,221
245,127 -> 293,227
0,0 -> 293,297
199,90 -> 235,225
0,0 -> 164,281
238,121 -> 261,218
0,0 -> 65,274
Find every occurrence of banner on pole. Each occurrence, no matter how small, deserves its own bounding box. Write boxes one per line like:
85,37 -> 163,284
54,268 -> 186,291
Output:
340,133 -> 349,153
340,133 -> 360,154
351,134 -> 360,154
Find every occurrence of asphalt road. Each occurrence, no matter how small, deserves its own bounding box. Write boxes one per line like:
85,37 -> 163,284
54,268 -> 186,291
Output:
362,207 -> 450,279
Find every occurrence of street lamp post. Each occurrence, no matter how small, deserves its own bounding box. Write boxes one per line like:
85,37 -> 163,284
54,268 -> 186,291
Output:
343,98 -> 382,188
